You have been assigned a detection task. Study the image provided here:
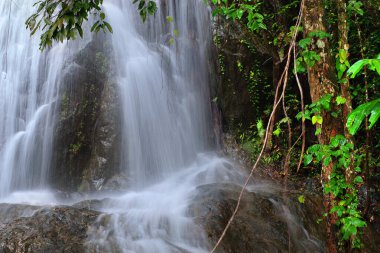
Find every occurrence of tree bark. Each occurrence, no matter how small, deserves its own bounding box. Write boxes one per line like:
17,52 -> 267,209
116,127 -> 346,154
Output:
302,1 -> 343,252
336,0 -> 356,185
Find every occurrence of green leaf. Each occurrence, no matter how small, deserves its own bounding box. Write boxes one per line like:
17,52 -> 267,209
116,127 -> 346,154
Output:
312,115 -> 323,125
347,60 -> 365,78
298,38 -> 311,49
351,218 -> 366,228
308,30 -> 331,39
296,111 -> 303,121
330,137 -> 340,147
353,176 -> 364,184
339,49 -> 347,62
304,154 -> 313,166
75,24 -> 83,37
323,156 -> 332,166
308,144 -> 321,153
347,99 -> 380,135
298,195 -> 305,204
336,96 -> 347,105
371,59 -> 380,75
342,224 -> 357,240
369,103 -> 380,128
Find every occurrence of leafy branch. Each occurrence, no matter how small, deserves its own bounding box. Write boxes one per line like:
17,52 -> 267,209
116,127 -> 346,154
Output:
26,0 -> 157,50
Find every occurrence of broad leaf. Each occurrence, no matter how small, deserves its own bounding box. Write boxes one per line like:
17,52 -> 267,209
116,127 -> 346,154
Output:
346,98 -> 380,135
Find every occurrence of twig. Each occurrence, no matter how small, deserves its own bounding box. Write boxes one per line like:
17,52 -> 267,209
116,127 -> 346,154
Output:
293,42 -> 306,172
282,51 -> 292,177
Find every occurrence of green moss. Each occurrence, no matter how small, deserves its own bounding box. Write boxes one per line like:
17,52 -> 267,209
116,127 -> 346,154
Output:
69,142 -> 82,156
69,128 -> 85,157
60,92 -> 69,119
95,52 -> 109,75
242,140 -> 259,156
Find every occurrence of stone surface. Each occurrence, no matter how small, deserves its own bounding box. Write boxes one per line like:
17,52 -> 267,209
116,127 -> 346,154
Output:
211,18 -> 273,134
0,205 -> 99,253
189,183 -> 327,253
51,34 -> 121,193
0,183 -> 378,253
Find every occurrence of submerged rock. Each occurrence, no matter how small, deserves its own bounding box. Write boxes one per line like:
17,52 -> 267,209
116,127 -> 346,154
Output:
0,205 -> 99,253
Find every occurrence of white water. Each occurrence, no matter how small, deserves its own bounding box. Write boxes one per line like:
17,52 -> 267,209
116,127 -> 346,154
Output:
85,1 -> 218,251
111,0 -> 213,187
0,0 -> 86,197
86,155 -> 242,253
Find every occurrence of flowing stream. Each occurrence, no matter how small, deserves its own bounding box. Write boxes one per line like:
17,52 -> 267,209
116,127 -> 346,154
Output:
0,0 -> 325,252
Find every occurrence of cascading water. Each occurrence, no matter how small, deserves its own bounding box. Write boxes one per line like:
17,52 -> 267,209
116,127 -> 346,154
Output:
85,0 -> 220,251
112,0 -> 213,187
0,0 -> 65,197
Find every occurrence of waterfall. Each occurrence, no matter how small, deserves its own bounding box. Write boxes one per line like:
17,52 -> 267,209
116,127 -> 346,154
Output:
84,1 -> 220,252
110,0 -> 213,187
0,0 -> 58,197
0,0 -> 88,198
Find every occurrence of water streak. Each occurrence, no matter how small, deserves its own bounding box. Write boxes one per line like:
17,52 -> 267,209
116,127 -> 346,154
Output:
108,0 -> 213,187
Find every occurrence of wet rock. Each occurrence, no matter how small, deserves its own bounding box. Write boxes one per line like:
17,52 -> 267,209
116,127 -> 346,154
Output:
0,205 -> 99,253
211,17 -> 273,134
0,204 -> 40,224
73,198 -> 112,211
102,172 -> 130,191
189,183 -> 326,253
85,213 -> 122,253
222,134 -> 252,168
51,33 -> 122,193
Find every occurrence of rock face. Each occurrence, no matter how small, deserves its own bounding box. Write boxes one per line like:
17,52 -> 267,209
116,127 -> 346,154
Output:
190,183 -> 327,253
0,205 -> 99,253
51,34 -> 122,193
211,20 -> 273,134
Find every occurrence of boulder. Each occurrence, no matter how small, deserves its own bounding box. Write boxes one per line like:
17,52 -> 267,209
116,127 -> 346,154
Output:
0,205 -> 99,253
51,34 -> 122,193
189,183 -> 326,253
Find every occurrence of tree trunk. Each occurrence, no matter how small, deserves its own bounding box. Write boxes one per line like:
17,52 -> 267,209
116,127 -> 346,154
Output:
336,0 -> 356,186
302,1 -> 343,252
